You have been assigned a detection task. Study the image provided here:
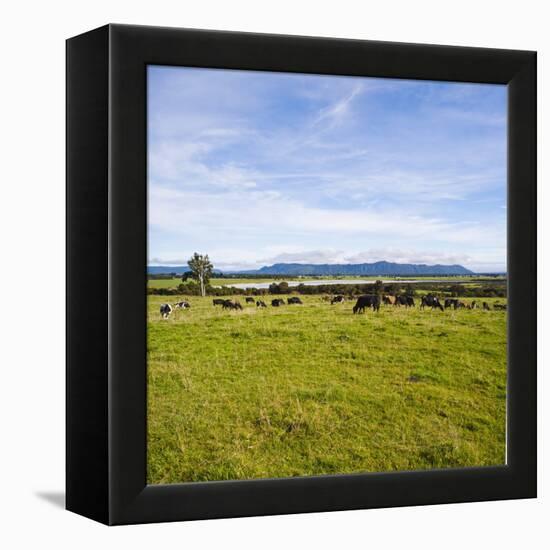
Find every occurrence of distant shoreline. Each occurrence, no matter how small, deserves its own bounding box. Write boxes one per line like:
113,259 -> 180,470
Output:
213,277 -> 505,290
147,274 -> 507,290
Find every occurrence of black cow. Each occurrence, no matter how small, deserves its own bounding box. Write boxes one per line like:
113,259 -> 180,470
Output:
160,303 -> 172,319
420,295 -> 444,311
493,303 -> 507,310
482,302 -> 491,311
174,300 -> 190,309
222,299 -> 243,310
256,300 -> 267,308
445,298 -> 459,310
245,297 -> 255,304
331,295 -> 345,304
212,298 -> 225,306
353,294 -> 380,314
396,295 -> 415,308
271,299 -> 285,307
287,297 -> 303,305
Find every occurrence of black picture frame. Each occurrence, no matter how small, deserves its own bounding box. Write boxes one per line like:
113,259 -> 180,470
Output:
66,23 -> 537,526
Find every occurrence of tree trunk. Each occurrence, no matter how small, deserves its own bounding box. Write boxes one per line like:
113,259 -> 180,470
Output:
199,273 -> 205,297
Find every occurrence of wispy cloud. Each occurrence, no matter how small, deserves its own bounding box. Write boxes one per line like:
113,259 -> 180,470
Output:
314,84 -> 364,127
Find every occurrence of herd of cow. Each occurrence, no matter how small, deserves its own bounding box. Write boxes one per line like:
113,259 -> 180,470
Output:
211,297 -> 304,310
158,294 -> 506,319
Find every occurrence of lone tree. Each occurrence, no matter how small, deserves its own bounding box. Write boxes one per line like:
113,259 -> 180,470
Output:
187,253 -> 213,297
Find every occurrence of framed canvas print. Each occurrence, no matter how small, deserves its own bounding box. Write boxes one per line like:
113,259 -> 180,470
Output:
66,24 -> 536,525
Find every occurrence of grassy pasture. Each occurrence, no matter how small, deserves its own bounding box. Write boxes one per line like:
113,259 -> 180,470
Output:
147,294 -> 506,484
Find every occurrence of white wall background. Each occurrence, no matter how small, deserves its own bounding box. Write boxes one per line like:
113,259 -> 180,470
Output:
0,1 -> 546,547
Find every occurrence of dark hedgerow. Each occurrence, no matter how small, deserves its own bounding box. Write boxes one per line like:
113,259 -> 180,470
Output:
147,279 -> 506,298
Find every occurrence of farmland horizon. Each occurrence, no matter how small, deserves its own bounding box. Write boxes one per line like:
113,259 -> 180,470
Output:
147,258 -> 506,276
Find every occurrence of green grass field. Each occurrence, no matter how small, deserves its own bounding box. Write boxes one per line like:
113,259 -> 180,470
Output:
147,294 -> 507,484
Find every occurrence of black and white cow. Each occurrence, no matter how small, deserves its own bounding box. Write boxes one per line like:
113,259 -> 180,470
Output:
174,300 -> 190,309
160,303 -> 172,319
420,295 -> 444,311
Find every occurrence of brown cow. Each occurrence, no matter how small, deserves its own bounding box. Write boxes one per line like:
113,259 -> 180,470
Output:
383,295 -> 396,305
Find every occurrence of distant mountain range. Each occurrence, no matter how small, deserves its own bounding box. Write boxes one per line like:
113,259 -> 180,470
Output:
237,261 -> 474,276
148,261 -> 474,276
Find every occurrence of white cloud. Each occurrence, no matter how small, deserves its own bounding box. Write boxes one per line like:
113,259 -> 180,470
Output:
343,248 -> 472,266
260,249 -> 346,265
149,184 -> 504,250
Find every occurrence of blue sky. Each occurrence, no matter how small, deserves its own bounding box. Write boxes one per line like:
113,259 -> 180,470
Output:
148,65 -> 507,273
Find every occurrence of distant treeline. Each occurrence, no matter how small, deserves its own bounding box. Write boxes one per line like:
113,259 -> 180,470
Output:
148,272 -> 505,280
148,272 -> 297,281
148,273 -> 180,280
147,279 -> 506,298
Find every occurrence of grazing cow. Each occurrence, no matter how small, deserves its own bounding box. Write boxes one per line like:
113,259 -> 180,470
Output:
331,295 -> 345,305
457,301 -> 468,309
222,299 -> 243,310
245,297 -> 255,304
482,302 -> 491,311
287,297 -> 303,305
493,303 -> 507,311
353,294 -> 381,314
420,295 -> 444,311
395,295 -> 415,308
212,298 -> 225,306
174,300 -> 190,309
383,295 -> 397,305
160,303 -> 172,319
271,299 -> 285,307
470,301 -> 477,310
445,298 -> 459,310
256,300 -> 267,308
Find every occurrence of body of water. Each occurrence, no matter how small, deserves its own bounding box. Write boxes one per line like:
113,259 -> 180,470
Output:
214,278 -> 476,290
